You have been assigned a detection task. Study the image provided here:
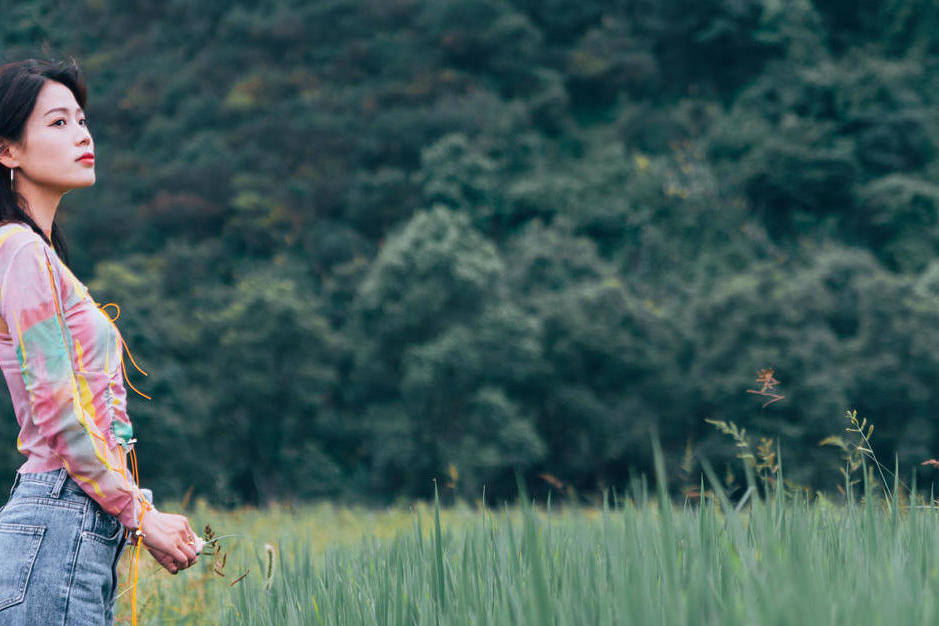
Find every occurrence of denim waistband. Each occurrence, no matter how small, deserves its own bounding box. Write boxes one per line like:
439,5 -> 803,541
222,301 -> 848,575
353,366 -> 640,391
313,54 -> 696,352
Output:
9,467 -> 85,499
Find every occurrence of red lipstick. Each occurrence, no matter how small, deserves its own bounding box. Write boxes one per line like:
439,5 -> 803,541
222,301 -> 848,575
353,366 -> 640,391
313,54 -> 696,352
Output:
77,152 -> 94,163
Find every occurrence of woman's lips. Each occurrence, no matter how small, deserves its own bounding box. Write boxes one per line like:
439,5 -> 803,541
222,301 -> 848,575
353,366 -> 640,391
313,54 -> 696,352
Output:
77,155 -> 94,164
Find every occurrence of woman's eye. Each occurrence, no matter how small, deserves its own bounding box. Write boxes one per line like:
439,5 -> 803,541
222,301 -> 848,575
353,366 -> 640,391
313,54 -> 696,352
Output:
51,118 -> 87,127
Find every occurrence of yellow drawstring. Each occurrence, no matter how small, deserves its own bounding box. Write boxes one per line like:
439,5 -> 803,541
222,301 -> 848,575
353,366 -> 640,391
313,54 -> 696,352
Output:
126,446 -> 151,626
98,302 -> 120,322
99,303 -> 151,400
98,301 -> 152,626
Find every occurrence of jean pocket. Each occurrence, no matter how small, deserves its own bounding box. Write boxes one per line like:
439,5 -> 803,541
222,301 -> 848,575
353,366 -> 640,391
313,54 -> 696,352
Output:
0,523 -> 45,611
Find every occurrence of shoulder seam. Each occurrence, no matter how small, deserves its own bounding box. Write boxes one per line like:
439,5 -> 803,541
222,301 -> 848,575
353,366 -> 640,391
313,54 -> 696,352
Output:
0,225 -> 45,252
0,239 -> 52,309
0,228 -> 52,264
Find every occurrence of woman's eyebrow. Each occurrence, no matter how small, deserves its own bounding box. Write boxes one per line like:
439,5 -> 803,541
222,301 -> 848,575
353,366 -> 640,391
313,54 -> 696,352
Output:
42,106 -> 83,116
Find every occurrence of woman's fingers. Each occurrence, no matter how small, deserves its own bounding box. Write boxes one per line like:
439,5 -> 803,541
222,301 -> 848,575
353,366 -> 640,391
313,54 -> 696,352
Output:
158,541 -> 194,571
172,515 -> 197,544
140,511 -> 200,572
176,517 -> 200,566
178,542 -> 198,563
147,546 -> 180,574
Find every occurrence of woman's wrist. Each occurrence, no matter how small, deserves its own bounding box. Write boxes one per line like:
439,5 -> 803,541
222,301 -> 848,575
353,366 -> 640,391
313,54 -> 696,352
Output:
131,507 -> 156,542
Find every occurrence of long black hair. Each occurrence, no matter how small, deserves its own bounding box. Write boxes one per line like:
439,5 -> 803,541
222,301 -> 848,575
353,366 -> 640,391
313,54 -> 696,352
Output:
0,58 -> 84,264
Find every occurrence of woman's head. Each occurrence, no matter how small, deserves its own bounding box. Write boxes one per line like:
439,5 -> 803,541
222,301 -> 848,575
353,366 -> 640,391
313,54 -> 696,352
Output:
0,59 -> 90,260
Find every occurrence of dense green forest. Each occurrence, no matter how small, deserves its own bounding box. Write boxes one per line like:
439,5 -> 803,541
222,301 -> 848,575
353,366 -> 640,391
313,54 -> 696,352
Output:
2,0 -> 939,506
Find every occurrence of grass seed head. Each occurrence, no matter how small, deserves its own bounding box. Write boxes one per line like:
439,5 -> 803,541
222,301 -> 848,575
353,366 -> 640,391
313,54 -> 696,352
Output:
264,543 -> 276,593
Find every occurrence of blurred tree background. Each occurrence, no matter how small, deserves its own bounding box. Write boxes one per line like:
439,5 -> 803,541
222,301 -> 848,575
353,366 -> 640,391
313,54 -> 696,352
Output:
2,0 -> 939,505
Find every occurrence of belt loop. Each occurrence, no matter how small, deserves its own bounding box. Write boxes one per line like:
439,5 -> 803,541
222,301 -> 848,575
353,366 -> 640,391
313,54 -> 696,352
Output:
49,468 -> 68,498
8,470 -> 20,497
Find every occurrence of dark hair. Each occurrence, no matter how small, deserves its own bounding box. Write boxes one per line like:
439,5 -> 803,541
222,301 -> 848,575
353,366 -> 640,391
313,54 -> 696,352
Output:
0,58 -> 84,264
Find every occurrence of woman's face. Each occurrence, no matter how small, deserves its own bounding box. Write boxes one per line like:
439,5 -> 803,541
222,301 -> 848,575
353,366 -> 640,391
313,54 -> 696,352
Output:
4,80 -> 95,193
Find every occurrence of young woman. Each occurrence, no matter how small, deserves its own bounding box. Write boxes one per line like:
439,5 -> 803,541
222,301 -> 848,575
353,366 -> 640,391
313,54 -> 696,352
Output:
0,59 -> 199,624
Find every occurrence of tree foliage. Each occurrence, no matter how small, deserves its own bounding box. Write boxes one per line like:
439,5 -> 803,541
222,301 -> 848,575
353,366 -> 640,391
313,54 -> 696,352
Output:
0,0 -> 936,504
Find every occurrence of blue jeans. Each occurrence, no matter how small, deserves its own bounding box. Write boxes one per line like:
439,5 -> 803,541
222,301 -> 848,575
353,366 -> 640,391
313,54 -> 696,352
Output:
0,468 -> 128,625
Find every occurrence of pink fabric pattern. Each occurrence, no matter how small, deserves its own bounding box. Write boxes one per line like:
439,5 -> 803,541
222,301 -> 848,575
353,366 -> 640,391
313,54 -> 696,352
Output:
0,222 -> 148,529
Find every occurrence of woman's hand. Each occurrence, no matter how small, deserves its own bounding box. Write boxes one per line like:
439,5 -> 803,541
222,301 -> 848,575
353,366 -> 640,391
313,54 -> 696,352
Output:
138,510 -> 200,574
146,537 -> 205,575
145,544 -> 185,574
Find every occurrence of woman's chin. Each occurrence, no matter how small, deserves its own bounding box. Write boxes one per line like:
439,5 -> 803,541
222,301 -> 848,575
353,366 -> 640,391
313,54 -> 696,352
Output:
52,178 -> 95,196
70,175 -> 96,189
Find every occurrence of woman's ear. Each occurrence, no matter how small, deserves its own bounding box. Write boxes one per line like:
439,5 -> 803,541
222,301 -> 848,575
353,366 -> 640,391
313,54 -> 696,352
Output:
0,140 -> 18,170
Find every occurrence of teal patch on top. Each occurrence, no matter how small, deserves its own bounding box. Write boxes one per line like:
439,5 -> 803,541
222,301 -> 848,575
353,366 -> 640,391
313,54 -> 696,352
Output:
18,317 -> 74,379
111,420 -> 135,451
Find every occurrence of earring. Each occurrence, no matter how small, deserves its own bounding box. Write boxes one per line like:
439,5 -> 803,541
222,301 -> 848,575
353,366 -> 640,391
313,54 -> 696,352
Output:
8,168 -> 12,189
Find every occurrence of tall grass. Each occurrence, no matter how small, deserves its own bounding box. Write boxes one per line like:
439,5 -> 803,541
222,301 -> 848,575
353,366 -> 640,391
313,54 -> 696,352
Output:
219,459 -> 939,626
114,500 -> 482,624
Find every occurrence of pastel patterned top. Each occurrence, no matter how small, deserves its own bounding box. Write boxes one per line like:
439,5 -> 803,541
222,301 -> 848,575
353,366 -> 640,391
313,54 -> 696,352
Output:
0,222 -> 150,529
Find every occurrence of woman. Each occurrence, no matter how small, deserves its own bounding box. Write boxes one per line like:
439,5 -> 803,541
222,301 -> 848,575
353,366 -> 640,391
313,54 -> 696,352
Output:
0,59 -> 199,624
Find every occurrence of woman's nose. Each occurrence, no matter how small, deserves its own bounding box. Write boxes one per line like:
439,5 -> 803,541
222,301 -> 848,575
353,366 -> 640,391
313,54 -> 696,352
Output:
75,126 -> 92,145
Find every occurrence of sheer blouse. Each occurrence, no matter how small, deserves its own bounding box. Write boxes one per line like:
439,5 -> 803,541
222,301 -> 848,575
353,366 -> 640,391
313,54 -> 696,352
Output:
0,222 -> 149,529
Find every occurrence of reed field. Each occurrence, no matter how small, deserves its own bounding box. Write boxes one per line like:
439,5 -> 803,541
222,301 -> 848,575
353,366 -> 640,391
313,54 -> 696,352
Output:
116,454 -> 939,626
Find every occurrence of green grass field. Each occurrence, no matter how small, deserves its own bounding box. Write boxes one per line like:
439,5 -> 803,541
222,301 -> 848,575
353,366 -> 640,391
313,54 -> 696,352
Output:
114,493 -> 485,624
115,466 -> 939,626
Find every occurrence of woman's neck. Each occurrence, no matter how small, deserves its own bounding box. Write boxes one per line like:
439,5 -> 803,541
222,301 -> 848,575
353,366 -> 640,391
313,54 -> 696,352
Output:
14,175 -> 61,240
